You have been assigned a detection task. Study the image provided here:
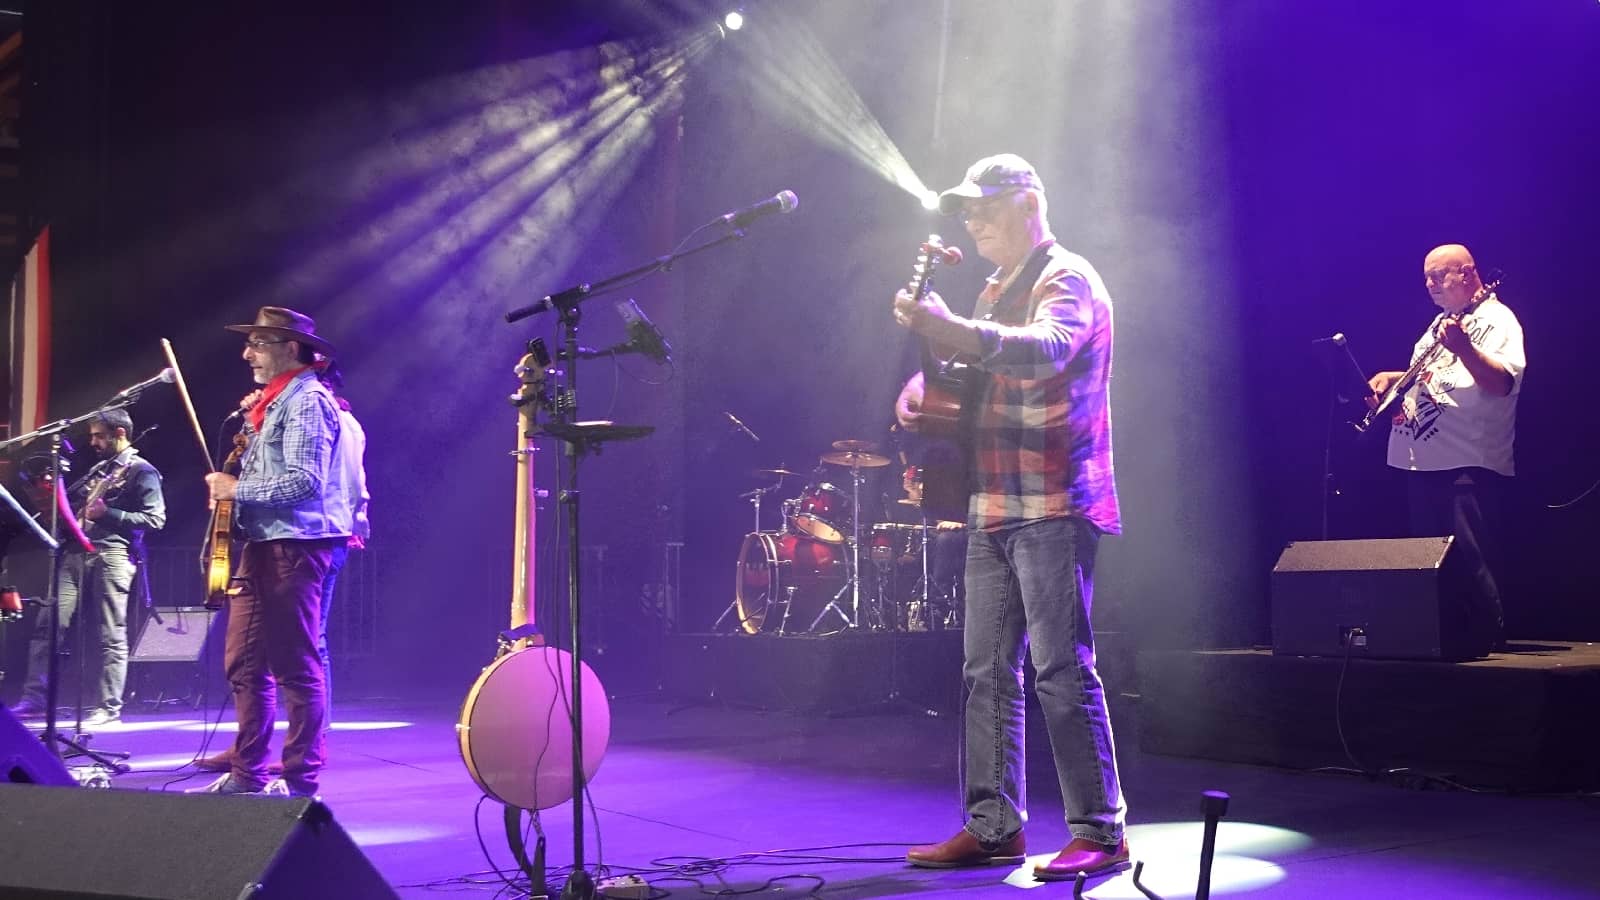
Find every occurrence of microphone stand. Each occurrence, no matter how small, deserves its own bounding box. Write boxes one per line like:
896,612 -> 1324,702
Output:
510,220 -> 770,899
0,426 -> 133,774
505,223 -> 754,324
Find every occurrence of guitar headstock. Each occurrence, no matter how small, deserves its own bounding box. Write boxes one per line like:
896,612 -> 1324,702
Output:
1462,271 -> 1504,316
908,234 -> 962,303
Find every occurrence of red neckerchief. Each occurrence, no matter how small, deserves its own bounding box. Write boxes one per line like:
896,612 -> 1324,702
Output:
248,366 -> 312,432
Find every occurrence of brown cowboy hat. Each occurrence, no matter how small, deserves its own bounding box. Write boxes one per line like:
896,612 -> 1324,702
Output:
224,306 -> 336,357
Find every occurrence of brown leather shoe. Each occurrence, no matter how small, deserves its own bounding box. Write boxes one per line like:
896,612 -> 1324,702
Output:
1032,837 -> 1130,881
907,829 -> 1026,869
194,751 -> 284,776
194,751 -> 233,772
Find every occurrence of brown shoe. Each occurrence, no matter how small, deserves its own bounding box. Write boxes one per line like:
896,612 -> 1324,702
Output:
194,750 -> 283,776
1032,837 -> 1130,881
193,750 -> 233,772
907,829 -> 1025,869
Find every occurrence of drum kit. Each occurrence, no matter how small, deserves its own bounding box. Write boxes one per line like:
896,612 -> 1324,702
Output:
718,439 -> 962,635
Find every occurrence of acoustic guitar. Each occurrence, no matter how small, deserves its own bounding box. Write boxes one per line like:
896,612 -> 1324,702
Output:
902,235 -> 976,523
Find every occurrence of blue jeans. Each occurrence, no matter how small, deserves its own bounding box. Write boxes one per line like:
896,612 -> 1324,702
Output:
960,516 -> 1124,845
318,543 -> 349,724
24,547 -> 135,715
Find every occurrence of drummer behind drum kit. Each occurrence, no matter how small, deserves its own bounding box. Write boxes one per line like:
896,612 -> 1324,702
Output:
717,439 -> 962,636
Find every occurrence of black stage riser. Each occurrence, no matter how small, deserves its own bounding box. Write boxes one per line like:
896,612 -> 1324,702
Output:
664,633 -> 965,714
1139,645 -> 1600,792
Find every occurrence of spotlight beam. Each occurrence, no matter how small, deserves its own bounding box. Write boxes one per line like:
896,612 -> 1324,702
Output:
724,7 -> 932,203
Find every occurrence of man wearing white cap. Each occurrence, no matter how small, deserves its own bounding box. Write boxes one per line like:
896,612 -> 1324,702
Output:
896,154 -> 1129,881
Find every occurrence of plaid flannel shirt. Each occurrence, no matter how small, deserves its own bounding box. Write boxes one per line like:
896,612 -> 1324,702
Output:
966,241 -> 1121,534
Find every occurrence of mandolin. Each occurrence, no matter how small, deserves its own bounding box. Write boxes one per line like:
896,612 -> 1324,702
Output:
1355,276 -> 1502,433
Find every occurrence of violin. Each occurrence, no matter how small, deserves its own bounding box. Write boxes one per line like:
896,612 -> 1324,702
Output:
203,430 -> 248,609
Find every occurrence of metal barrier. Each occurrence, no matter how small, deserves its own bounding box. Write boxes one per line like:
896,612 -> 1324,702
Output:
139,545 -> 379,661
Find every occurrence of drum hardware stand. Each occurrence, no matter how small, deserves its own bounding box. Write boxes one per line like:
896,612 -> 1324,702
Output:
506,210 -> 774,900
778,585 -> 797,635
710,483 -> 782,633
809,461 -> 871,632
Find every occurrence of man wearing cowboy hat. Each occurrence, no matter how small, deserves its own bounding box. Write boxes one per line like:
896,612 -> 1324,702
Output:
191,306 -> 353,797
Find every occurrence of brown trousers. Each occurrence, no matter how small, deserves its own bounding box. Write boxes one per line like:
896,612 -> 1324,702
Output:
224,538 -> 338,791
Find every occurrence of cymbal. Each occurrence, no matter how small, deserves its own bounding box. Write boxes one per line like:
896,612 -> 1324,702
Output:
897,498 -> 922,507
753,467 -> 801,478
830,439 -> 880,453
820,450 -> 890,468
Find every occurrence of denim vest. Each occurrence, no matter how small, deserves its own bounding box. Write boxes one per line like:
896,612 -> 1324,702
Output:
235,370 -> 353,542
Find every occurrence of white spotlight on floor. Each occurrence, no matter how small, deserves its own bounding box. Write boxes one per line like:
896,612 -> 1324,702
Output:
724,10 -> 745,32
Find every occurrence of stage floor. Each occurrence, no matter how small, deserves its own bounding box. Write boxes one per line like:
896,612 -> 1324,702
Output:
10,685 -> 1600,899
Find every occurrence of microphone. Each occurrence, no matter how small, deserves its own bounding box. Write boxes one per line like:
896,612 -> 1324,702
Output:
110,368 -> 176,401
224,389 -> 262,421
725,411 -> 759,442
720,190 -> 799,229
617,298 -> 672,364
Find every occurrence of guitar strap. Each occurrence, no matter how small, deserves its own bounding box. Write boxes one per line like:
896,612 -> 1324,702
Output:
962,240 -> 1058,411
981,239 -> 1057,327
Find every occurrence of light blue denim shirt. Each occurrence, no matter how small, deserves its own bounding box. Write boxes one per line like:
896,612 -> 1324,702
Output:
235,369 -> 352,542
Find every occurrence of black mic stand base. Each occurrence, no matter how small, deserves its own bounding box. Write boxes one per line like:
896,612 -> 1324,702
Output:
51,731 -> 132,776
560,870 -> 595,900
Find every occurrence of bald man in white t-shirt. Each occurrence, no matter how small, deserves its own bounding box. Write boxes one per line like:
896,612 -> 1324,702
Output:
1367,243 -> 1524,653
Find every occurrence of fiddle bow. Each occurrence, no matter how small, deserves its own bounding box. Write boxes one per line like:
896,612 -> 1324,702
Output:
159,338 -> 243,607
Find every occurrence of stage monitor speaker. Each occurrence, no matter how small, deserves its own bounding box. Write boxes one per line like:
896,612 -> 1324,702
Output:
131,607 -> 223,662
1,707 -> 75,786
1271,536 -> 1486,661
0,784 -> 398,899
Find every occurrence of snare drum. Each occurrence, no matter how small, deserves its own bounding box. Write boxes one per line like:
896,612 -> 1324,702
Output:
790,482 -> 852,544
735,531 -> 848,633
870,522 -> 925,565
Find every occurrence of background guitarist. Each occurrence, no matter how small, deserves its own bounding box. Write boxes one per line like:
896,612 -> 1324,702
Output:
894,154 -> 1129,882
10,408 -> 166,726
1365,243 -> 1524,652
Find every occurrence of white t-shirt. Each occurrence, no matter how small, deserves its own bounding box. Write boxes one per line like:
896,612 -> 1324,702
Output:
1387,296 -> 1524,476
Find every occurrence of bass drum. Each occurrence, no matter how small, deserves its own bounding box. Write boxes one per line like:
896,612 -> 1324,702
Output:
735,531 -> 847,634
458,645 -> 610,810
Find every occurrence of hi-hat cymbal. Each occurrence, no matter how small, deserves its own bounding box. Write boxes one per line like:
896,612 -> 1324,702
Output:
753,467 -> 801,478
830,439 -> 880,453
819,450 -> 890,468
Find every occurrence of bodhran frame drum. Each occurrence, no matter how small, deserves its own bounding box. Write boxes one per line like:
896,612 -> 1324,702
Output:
734,531 -> 848,633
